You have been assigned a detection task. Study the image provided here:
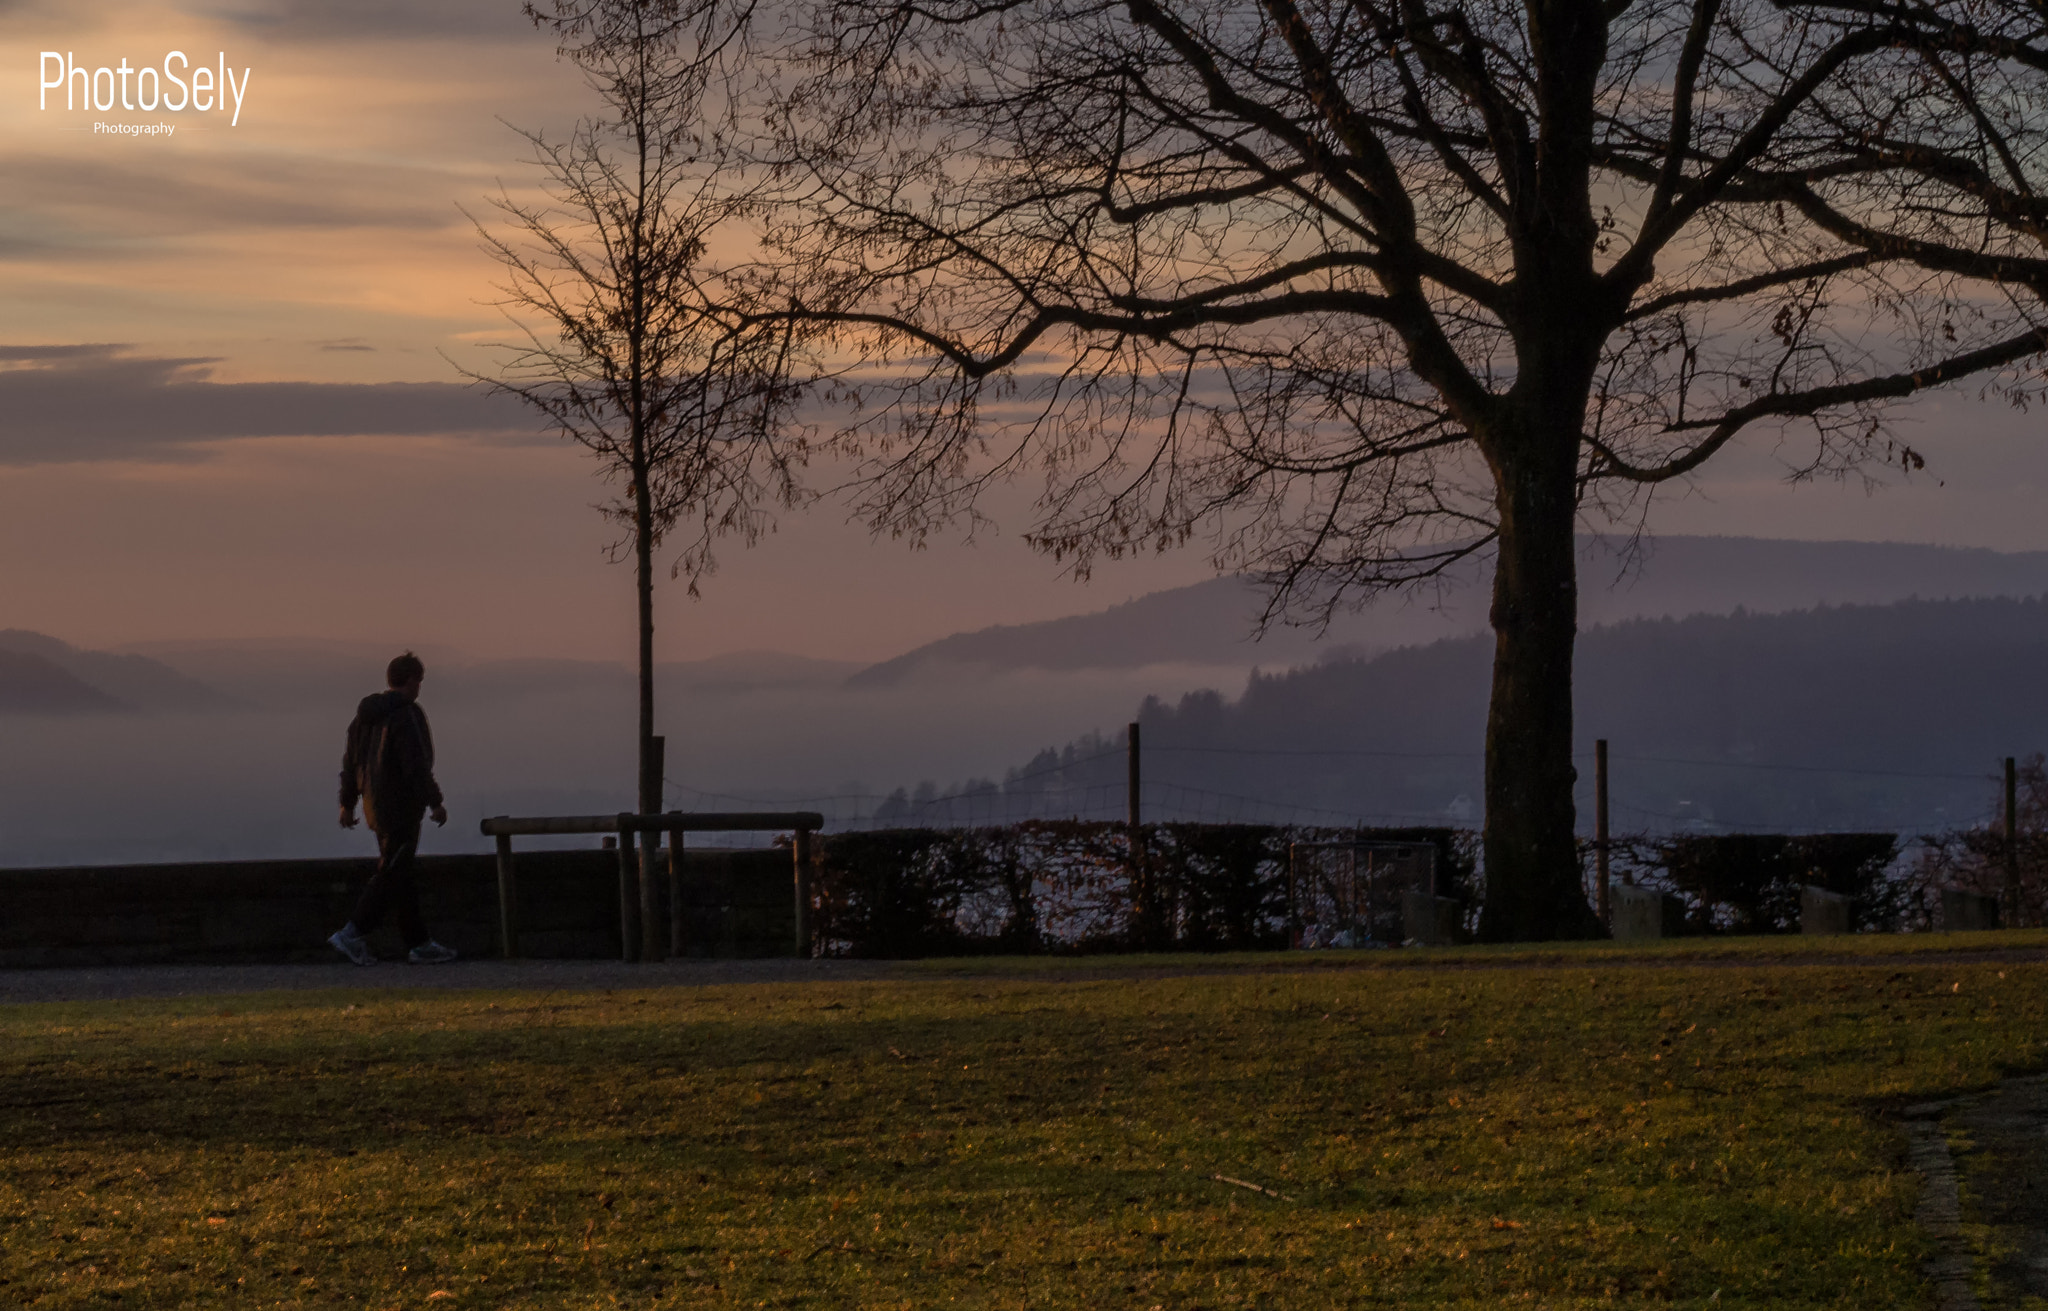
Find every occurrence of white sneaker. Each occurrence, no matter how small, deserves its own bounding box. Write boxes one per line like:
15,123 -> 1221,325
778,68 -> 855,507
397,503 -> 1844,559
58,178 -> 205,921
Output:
328,927 -> 376,966
408,940 -> 457,965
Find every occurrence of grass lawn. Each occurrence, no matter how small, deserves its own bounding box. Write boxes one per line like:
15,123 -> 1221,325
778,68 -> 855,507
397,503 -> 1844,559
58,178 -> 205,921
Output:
3,935 -> 2044,1309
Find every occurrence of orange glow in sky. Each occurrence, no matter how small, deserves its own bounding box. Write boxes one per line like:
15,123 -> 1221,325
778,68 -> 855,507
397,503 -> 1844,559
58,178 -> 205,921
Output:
3,0 -> 2045,665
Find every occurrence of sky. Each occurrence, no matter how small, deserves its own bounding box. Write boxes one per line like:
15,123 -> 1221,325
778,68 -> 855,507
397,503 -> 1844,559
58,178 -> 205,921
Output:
3,0 -> 2047,667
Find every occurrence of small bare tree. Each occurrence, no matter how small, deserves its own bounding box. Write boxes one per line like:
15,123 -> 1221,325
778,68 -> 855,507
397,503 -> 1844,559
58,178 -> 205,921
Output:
730,0 -> 2048,938
477,0 -> 805,823
1911,754 -> 2048,928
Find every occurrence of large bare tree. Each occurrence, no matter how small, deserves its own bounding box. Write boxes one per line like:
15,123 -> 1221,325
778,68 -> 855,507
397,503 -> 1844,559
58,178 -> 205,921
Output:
733,0 -> 2048,937
478,0 -> 804,827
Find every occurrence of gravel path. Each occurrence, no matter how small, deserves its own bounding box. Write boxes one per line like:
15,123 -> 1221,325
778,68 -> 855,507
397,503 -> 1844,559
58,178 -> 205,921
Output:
0,958 -> 891,1005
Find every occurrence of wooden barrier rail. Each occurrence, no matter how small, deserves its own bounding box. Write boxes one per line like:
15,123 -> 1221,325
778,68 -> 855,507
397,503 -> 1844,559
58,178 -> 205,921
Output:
481,811 -> 824,962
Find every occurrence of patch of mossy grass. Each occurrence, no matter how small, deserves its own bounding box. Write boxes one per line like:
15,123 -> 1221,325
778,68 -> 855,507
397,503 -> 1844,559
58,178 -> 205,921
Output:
4,933 -> 2043,1308
900,927 -> 2048,974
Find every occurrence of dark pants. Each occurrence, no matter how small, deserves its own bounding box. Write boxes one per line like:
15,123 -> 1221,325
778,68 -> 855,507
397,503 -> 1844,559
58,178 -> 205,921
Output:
351,810 -> 428,947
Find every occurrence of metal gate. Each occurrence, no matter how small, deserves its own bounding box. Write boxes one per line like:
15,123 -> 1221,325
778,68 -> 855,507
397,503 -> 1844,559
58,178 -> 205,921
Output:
1285,840 -> 1438,947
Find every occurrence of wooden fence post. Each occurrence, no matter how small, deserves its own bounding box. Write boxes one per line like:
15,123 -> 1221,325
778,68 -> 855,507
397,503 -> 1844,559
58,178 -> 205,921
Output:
2006,756 -> 2020,927
640,741 -> 666,963
1595,738 -> 1611,922
1127,721 -> 1141,834
669,828 -> 686,959
616,814 -> 639,963
639,824 -> 666,963
793,826 -> 813,958
1286,842 -> 1299,948
1128,721 -> 1156,945
494,832 -> 519,960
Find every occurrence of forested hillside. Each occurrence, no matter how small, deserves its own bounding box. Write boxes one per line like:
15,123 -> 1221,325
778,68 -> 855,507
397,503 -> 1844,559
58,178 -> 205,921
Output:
889,597 -> 2048,835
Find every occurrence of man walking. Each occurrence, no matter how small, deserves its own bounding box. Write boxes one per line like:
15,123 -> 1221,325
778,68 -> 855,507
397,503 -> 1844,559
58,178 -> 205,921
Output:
328,652 -> 458,965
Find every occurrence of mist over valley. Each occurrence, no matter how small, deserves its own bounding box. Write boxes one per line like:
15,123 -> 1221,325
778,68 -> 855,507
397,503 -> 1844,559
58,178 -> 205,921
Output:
5,534 -> 2047,865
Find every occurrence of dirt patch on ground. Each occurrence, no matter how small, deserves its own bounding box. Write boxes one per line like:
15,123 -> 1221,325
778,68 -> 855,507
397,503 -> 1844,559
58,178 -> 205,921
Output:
1905,1073 -> 2048,1311
1951,1074 -> 2048,1308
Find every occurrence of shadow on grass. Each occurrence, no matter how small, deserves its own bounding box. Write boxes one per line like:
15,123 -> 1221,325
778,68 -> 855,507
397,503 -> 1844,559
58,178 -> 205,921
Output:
3,958 -> 2043,1307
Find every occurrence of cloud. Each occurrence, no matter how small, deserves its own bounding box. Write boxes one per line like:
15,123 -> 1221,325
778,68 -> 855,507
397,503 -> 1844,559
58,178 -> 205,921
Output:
200,0 -> 541,42
0,345 -> 539,464
0,344 -> 128,362
0,154 -> 463,246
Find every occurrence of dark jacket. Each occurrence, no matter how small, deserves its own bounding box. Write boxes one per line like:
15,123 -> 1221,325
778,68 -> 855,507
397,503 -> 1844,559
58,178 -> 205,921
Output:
339,690 -> 444,832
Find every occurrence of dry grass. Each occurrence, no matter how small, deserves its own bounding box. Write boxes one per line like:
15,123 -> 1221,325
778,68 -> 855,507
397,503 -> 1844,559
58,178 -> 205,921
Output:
3,936 -> 2044,1308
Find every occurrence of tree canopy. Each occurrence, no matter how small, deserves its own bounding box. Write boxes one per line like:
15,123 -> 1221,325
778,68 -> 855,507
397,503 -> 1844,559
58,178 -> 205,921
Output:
478,0 -> 805,955
723,0 -> 2048,936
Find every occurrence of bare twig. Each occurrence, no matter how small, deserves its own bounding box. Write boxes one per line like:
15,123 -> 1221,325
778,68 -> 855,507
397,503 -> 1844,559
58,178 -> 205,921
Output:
1211,1173 -> 1297,1202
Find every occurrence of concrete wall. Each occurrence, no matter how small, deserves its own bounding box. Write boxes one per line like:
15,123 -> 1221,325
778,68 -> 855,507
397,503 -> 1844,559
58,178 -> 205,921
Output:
1941,887 -> 2003,932
1800,885 -> 1853,935
1611,883 -> 1658,942
0,847 -> 797,967
1400,892 -> 1462,945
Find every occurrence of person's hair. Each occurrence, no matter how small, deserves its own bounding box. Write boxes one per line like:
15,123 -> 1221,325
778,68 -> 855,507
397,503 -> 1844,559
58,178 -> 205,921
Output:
386,651 -> 425,688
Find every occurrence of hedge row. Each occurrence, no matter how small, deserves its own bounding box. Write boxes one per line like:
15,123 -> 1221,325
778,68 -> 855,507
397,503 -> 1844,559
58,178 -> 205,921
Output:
806,822 -> 1473,958
1598,833 -> 1906,934
1605,830 -> 2046,934
800,822 -> 2043,956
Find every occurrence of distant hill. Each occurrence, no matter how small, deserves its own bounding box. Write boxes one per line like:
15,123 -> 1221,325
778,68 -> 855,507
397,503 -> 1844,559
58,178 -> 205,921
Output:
663,650 -> 864,692
898,595 -> 2048,835
846,577 -> 1295,686
0,649 -> 131,714
18,538 -> 2048,863
116,638 -> 862,711
847,535 -> 2048,685
0,631 -> 225,713
117,637 -> 445,710
436,651 -> 860,706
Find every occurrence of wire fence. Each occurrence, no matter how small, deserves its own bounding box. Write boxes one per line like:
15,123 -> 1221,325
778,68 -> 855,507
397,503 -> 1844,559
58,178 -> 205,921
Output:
662,777 -> 1460,834
662,740 -> 2021,840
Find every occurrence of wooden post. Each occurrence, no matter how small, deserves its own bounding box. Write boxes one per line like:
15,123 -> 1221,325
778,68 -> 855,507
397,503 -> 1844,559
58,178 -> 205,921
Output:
2006,756 -> 2020,927
1351,842 -> 1363,939
1127,721 -> 1151,944
639,823 -> 666,963
639,738 -> 666,963
494,832 -> 519,960
1595,738 -> 1612,919
793,826 -> 813,958
1286,842 -> 1299,948
1127,721 -> 1141,832
669,827 -> 686,959
616,813 -> 639,963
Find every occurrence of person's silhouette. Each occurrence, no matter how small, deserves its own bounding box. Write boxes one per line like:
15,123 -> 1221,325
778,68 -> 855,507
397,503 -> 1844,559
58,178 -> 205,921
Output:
327,651 -> 455,965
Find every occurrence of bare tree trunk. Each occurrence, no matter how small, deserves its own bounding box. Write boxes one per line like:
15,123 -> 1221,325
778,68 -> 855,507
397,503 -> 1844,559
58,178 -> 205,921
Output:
634,453 -> 663,961
1477,418 -> 1602,941
635,466 -> 659,816
482,0 -> 797,868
